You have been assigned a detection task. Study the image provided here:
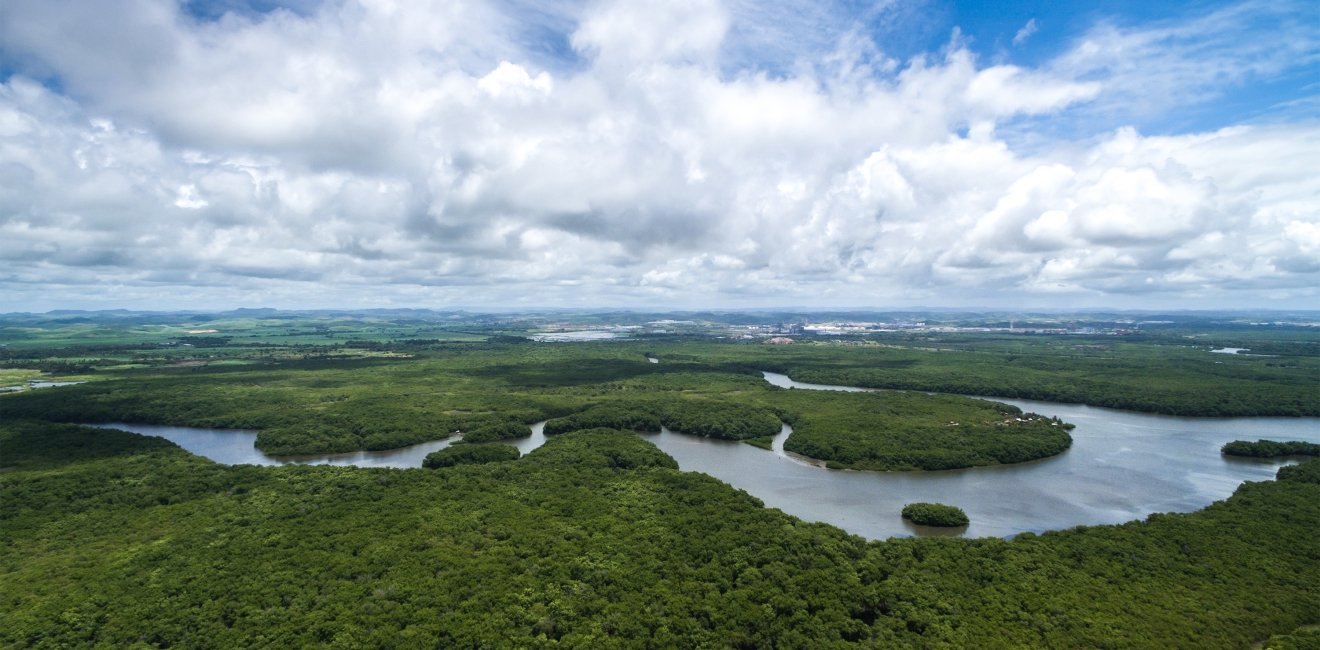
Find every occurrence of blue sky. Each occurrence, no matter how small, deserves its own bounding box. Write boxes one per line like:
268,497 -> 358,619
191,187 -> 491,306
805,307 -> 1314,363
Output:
0,0 -> 1317,311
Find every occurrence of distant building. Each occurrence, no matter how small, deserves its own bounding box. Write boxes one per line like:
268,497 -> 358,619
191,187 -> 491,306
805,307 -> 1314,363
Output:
765,337 -> 795,345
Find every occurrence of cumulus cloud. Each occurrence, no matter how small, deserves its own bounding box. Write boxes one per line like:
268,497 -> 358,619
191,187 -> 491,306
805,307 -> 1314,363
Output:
0,0 -> 1317,310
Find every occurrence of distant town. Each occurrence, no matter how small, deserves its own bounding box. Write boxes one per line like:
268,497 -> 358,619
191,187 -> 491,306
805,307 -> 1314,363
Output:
524,313 -> 1320,342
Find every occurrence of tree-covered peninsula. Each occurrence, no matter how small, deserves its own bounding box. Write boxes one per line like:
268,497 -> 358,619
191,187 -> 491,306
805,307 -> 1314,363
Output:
1222,439 -> 1320,458
423,443 -> 520,468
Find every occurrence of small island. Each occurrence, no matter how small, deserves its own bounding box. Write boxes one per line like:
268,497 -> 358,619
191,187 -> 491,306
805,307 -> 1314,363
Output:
902,502 -> 970,527
1221,439 -> 1320,458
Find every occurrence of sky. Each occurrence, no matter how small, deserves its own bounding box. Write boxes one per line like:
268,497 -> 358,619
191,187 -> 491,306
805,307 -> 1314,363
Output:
1,0 -> 1318,312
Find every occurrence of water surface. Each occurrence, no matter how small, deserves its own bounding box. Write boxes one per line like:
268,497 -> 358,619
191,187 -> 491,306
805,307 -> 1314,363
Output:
92,421 -> 549,469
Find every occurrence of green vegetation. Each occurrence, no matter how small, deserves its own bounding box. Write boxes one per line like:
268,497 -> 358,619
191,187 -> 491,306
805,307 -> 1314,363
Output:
662,332 -> 1320,418
543,403 -> 662,435
778,344 -> 1319,417
531,428 -> 680,470
3,311 -> 1319,646
31,325 -> 1320,472
774,390 -> 1073,470
658,399 -> 781,440
423,443 -> 521,468
2,419 -> 1319,647
0,368 -> 43,388
1262,626 -> 1320,650
458,420 -> 532,443
3,311 -> 1317,459
1223,439 -> 1320,458
1277,459 -> 1320,485
0,346 -> 585,455
901,502 -> 970,527
543,397 -> 780,441
7,312 -> 1319,475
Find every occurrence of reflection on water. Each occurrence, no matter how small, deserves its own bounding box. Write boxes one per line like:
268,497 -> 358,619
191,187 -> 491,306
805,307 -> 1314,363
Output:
91,373 -> 1320,540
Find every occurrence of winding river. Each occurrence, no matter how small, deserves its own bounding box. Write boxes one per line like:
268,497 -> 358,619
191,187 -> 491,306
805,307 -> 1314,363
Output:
93,371 -> 1320,540
91,421 -> 550,469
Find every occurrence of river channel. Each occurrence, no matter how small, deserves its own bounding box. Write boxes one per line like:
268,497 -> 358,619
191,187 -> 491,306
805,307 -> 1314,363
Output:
94,371 -> 1320,540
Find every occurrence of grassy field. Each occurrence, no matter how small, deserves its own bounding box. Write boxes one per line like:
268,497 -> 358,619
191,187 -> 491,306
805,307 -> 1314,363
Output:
0,368 -> 43,388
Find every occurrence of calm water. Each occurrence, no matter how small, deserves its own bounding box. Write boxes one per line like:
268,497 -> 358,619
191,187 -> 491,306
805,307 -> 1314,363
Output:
90,372 -> 1320,540
739,372 -> 1320,538
91,421 -> 548,469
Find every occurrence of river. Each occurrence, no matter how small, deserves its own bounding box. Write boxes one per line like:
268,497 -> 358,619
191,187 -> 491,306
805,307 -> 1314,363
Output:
90,421 -> 550,469
93,371 -> 1320,540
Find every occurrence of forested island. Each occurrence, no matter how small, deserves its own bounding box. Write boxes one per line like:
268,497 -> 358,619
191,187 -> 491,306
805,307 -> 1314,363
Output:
2,310 -> 1319,647
901,502 -> 970,527
1222,439 -> 1320,458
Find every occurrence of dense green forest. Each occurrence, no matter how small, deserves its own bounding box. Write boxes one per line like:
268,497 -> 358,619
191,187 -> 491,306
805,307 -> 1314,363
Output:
4,317 -> 1318,468
0,341 -> 1078,470
2,420 -> 1318,648
777,349 -> 1319,417
770,390 -> 1072,471
457,420 -> 533,444
1222,439 -> 1320,458
901,503 -> 970,527
1277,460 -> 1320,484
1263,626 -> 1320,650
422,443 -> 521,468
542,398 -> 782,441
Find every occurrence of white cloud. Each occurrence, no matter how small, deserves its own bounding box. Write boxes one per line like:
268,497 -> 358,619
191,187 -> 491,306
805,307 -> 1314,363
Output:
1049,1 -> 1320,120
572,0 -> 730,70
0,0 -> 1316,310
1013,19 -> 1038,46
478,61 -> 553,100
173,184 -> 208,209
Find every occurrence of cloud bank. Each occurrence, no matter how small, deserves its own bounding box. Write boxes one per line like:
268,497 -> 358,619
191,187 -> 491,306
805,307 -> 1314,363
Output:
1,0 -> 1317,310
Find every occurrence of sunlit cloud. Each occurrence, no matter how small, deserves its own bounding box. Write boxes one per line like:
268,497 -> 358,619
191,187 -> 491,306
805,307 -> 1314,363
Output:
0,0 -> 1316,311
